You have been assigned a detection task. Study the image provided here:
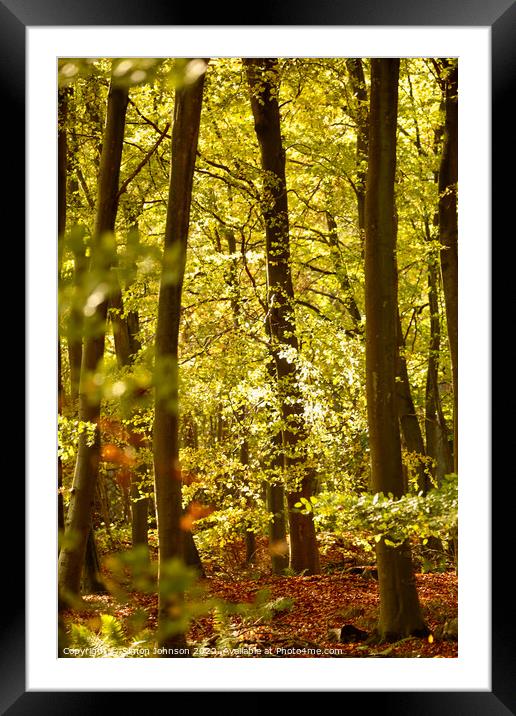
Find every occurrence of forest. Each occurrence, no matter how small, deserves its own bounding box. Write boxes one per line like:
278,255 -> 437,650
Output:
57,56 -> 458,659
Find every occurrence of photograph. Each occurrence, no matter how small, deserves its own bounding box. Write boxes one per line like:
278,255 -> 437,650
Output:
56,55 -> 460,661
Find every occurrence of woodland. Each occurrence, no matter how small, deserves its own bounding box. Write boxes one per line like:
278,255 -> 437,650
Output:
57,57 -> 458,659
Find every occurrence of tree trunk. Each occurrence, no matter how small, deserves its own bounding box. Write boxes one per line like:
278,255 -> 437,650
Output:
67,240 -> 88,404
58,78 -> 129,600
263,355 -> 289,574
346,58 -> 369,253
130,471 -> 149,549
424,236 -> 454,484
58,345 -> 65,540
395,312 -> 428,493
57,88 -> 67,544
223,228 -> 256,565
438,61 -> 458,475
267,480 -> 289,573
245,58 -> 320,575
365,59 -> 427,640
109,256 -> 150,554
325,210 -> 362,330
152,60 -> 208,654
82,527 -> 106,594
239,438 -> 257,565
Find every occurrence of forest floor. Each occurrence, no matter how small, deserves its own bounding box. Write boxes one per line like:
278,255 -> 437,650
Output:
62,536 -> 458,658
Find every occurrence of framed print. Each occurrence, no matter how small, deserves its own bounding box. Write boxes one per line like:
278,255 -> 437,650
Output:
10,0 -> 511,710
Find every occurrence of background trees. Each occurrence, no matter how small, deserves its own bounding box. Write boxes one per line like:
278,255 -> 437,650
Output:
57,57 -> 458,652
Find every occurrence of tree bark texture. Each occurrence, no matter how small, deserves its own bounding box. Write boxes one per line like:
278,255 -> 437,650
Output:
438,61 -> 458,475
152,61 -> 208,653
365,59 -> 426,639
109,263 -> 150,552
58,79 -> 129,599
57,88 -> 67,541
425,245 -> 454,483
245,58 -> 320,575
395,312 -> 428,493
325,210 -> 363,330
346,58 -> 369,250
82,527 -> 106,594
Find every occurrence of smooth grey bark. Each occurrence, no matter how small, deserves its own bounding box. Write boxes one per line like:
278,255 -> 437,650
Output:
58,78 -> 129,600
364,59 -> 427,640
152,61 -> 208,654
245,57 -> 320,575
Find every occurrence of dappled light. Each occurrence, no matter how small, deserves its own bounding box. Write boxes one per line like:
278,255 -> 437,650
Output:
58,56 -> 458,659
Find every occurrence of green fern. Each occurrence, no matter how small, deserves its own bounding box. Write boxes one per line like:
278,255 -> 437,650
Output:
100,614 -> 126,648
68,614 -> 153,657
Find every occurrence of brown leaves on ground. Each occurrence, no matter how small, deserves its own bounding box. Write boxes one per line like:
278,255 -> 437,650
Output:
63,569 -> 457,658
188,571 -> 457,657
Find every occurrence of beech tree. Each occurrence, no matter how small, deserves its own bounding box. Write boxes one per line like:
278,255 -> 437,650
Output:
437,59 -> 458,474
364,58 -> 427,640
57,87 -> 68,539
245,58 -> 320,575
58,75 -> 129,599
109,267 -> 149,551
152,59 -> 208,652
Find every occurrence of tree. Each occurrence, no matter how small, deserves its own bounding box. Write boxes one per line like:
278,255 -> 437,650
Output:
245,58 -> 320,575
345,58 -> 369,252
364,58 -> 427,640
395,310 -> 428,493
109,264 -> 149,552
152,59 -> 208,653
437,60 -> 458,475
57,87 -> 68,540
58,74 -> 129,599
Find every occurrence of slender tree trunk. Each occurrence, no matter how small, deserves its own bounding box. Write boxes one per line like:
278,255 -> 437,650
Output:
395,312 -> 428,493
245,58 -> 320,575
109,259 -> 150,554
365,59 -> 427,640
67,241 -> 88,404
58,345 -> 65,540
57,88 -> 68,544
325,211 -> 362,330
238,437 -> 257,564
58,78 -> 129,600
422,243 -> 452,564
222,228 -> 257,565
264,328 -> 289,574
65,90 -> 89,404
438,61 -> 458,475
153,60 -> 208,654
346,58 -> 369,253
424,224 -> 454,483
266,429 -> 289,574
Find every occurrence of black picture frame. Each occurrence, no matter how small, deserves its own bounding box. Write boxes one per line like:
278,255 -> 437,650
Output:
12,0 -> 509,711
